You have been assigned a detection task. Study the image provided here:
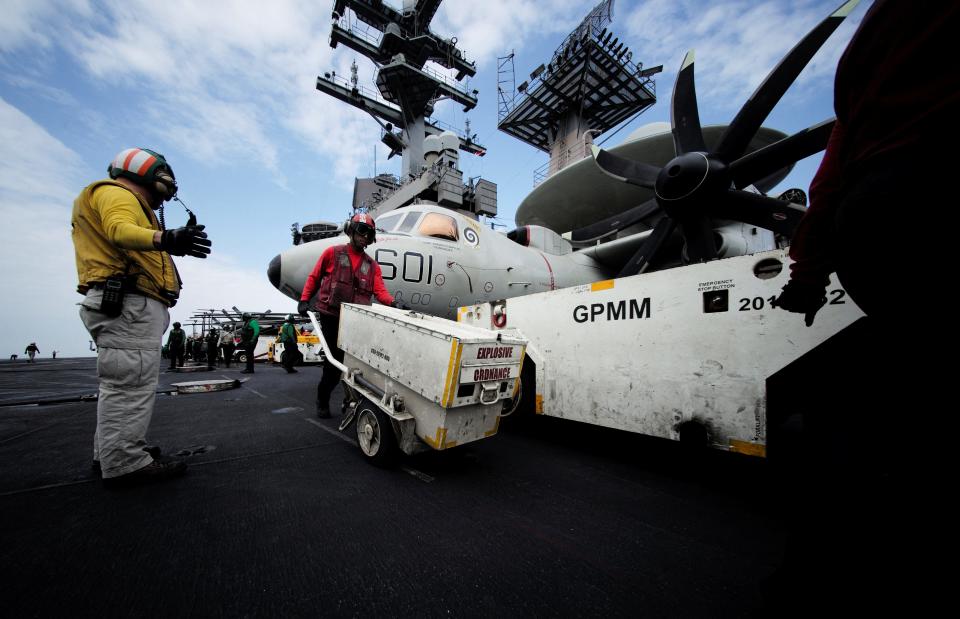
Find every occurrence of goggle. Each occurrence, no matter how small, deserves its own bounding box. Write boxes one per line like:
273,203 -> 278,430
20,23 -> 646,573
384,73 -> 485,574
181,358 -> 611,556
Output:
353,222 -> 374,237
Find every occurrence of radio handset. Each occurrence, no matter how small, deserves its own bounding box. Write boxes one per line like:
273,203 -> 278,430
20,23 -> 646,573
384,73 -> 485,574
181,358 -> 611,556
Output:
100,276 -> 125,317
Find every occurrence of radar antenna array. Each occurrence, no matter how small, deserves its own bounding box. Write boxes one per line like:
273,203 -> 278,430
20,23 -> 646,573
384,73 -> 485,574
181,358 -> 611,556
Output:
497,0 -> 660,180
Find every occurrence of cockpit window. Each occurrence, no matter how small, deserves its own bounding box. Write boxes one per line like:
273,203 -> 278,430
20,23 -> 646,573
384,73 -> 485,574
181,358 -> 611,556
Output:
418,213 -> 458,241
397,211 -> 421,233
376,213 -> 401,232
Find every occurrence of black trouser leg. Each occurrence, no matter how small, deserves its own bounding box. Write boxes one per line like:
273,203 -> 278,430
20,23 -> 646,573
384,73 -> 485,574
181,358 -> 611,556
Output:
282,347 -> 297,372
316,314 -> 343,410
245,345 -> 255,372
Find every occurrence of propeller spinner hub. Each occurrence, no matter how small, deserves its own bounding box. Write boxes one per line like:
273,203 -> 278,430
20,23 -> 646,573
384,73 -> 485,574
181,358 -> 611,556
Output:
656,152 -> 717,202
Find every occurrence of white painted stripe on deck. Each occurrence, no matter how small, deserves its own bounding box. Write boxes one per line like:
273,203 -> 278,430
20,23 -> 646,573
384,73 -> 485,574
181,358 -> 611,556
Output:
400,466 -> 435,483
305,417 -> 354,445
304,418 -> 434,483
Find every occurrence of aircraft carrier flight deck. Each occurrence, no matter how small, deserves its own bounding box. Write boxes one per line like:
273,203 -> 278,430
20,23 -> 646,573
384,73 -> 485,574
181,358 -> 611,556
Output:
0,357 -> 783,617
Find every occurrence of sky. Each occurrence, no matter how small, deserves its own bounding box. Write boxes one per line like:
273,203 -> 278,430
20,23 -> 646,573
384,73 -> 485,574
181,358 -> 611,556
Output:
0,0 -> 866,358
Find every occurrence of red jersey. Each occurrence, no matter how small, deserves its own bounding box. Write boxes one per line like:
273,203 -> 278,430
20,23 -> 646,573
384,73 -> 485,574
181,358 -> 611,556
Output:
300,244 -> 394,306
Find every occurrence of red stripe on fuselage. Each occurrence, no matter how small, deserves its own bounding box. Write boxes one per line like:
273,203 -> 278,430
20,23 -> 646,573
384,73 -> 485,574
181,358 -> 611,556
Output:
539,252 -> 556,290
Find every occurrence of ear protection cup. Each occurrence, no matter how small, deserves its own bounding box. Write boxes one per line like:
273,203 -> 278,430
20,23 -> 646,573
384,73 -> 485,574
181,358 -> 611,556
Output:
153,169 -> 178,200
346,213 -> 376,243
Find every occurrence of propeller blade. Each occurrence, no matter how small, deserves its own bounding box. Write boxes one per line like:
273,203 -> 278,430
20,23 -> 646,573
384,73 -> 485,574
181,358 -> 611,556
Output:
591,145 -> 660,189
716,189 -> 808,236
729,119 -> 836,189
714,0 -> 861,163
617,217 -> 677,278
671,50 -> 707,155
569,198 -> 661,244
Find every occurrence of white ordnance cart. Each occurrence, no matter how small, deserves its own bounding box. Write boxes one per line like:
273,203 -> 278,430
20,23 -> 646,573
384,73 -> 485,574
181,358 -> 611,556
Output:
309,305 -> 527,465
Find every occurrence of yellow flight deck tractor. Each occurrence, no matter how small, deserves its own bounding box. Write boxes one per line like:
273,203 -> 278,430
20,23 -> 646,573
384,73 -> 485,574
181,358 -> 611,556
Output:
273,331 -> 325,365
309,305 -> 526,466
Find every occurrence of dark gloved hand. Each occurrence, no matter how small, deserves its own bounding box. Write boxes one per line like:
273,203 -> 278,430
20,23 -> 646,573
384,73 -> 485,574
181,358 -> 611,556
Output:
160,225 -> 211,258
297,300 -> 309,316
391,299 -> 410,310
773,279 -> 827,327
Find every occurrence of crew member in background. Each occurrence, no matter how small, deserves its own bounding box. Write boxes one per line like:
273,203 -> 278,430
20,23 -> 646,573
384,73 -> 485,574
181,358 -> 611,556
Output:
280,315 -> 299,374
219,327 -> 236,368
191,334 -> 204,364
205,328 -> 219,370
240,313 -> 259,374
24,343 -> 40,363
72,147 -> 211,488
167,321 -> 186,370
298,213 -> 398,418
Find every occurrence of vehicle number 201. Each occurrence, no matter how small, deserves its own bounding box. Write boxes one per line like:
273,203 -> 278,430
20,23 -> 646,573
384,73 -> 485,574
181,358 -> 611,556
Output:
738,289 -> 846,311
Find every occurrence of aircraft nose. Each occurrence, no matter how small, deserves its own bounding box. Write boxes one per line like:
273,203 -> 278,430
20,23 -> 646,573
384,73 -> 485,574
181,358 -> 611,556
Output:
267,254 -> 281,289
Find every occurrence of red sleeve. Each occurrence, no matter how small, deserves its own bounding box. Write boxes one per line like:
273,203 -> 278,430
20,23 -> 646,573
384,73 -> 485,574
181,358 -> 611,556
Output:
370,261 -> 394,305
300,246 -> 335,301
787,119 -> 846,288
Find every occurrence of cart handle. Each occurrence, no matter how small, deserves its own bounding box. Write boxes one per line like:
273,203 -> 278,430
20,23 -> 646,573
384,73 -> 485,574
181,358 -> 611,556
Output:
307,311 -> 348,374
479,381 -> 500,405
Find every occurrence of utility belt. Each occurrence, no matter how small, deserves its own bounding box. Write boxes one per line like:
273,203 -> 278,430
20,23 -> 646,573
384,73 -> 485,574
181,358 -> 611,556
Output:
87,277 -> 143,295
86,275 -> 143,317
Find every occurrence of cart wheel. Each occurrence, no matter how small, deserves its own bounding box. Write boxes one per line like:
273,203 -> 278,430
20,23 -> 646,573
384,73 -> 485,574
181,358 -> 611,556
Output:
355,400 -> 399,467
512,361 -> 537,422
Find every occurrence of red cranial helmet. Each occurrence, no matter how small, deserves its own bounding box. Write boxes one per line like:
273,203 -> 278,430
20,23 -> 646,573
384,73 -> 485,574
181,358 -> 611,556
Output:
346,212 -> 376,242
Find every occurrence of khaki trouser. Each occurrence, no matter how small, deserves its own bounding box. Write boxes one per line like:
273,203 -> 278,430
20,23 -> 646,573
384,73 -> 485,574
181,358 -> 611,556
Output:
79,289 -> 170,478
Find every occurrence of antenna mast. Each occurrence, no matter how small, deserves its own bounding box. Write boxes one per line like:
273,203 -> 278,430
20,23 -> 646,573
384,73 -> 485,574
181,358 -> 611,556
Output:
497,0 -> 662,184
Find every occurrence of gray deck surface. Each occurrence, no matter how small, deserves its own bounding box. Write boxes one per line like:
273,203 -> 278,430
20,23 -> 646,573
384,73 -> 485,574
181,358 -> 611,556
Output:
0,358 -> 783,618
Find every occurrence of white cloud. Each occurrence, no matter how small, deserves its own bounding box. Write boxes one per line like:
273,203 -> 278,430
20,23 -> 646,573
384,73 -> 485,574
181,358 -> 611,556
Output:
0,0 -> 90,52
434,0 -> 587,70
0,97 -> 90,357
170,256 -> 294,332
1,0 -> 618,191
0,97 -> 288,358
621,0 -> 861,119
0,97 -> 85,202
1,74 -> 78,106
0,0 -> 375,187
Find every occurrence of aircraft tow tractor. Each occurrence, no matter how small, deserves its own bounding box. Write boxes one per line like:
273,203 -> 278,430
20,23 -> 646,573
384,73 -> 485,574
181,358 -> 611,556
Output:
308,306 -> 526,465
458,248 -> 865,458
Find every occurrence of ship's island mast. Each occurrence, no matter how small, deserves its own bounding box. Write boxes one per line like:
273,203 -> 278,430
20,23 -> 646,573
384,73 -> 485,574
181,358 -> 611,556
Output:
317,0 -> 496,222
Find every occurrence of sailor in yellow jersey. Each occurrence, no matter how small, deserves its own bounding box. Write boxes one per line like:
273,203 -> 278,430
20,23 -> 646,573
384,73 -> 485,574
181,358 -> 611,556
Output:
72,147 -> 211,488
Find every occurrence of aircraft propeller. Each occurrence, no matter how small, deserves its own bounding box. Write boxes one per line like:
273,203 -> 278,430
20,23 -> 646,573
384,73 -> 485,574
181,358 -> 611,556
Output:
576,0 -> 860,277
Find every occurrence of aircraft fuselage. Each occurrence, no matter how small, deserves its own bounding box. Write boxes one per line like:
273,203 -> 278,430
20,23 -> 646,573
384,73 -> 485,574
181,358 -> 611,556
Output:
268,205 -> 608,318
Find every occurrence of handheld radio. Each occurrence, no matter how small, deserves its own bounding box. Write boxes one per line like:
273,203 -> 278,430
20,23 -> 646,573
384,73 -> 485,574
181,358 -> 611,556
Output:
100,276 -> 125,317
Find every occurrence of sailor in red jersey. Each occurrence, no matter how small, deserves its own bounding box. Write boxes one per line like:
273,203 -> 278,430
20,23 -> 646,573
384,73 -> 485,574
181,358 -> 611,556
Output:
298,213 -> 395,418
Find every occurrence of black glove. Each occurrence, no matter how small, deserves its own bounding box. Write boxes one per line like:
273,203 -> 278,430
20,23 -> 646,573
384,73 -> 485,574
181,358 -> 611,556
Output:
160,225 -> 211,258
392,299 -> 410,310
773,279 -> 827,327
297,300 -> 309,316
